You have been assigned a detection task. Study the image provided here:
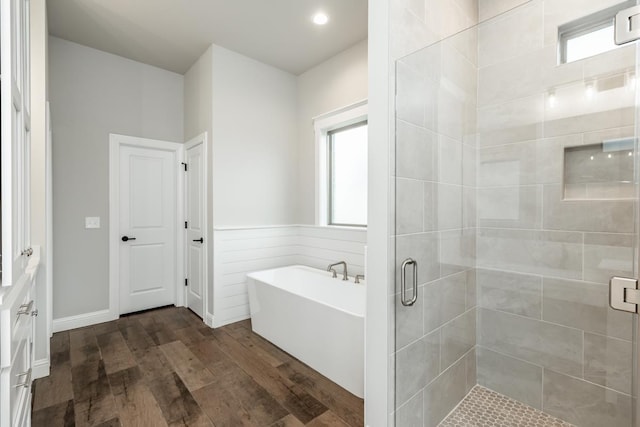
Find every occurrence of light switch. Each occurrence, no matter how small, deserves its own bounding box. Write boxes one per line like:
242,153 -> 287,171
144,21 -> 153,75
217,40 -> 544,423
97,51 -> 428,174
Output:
85,217 -> 100,229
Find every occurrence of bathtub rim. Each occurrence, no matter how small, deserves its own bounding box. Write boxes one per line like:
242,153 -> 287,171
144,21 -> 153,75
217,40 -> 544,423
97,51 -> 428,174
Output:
246,265 -> 366,318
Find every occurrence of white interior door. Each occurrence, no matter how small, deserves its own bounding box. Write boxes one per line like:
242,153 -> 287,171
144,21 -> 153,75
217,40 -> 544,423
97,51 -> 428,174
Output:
119,144 -> 177,314
185,137 -> 206,318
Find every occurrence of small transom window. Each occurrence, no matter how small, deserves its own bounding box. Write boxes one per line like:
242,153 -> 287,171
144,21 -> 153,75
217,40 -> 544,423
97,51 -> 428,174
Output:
558,1 -> 634,64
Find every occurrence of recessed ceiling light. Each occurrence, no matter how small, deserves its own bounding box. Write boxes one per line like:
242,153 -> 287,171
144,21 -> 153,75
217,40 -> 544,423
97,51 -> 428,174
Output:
313,12 -> 329,25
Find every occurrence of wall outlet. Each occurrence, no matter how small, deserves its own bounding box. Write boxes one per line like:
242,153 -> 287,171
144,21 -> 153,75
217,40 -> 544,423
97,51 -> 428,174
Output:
85,216 -> 100,229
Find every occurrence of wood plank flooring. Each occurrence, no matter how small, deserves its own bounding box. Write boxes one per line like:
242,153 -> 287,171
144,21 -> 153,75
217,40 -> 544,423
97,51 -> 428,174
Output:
32,306 -> 364,427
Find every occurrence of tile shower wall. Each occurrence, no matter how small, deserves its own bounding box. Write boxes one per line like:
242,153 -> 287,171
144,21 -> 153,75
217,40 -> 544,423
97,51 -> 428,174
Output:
475,1 -> 636,426
393,0 -> 638,426
393,6 -> 479,426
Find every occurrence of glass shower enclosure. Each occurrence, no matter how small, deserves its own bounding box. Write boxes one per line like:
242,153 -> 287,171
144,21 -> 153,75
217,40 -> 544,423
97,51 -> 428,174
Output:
393,0 -> 640,425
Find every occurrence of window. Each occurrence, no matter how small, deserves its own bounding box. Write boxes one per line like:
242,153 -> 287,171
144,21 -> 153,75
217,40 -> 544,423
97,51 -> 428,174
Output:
328,121 -> 368,226
558,1 -> 634,64
313,102 -> 368,227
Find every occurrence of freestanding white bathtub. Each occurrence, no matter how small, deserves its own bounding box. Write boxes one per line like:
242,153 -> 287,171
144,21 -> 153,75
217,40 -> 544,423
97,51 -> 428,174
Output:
246,265 -> 365,398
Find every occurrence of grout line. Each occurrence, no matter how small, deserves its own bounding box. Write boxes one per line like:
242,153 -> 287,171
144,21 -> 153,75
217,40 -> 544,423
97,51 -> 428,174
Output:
581,330 -> 585,380
478,343 -> 633,397
581,232 -> 585,282
541,363 -> 545,413
479,305 -> 593,334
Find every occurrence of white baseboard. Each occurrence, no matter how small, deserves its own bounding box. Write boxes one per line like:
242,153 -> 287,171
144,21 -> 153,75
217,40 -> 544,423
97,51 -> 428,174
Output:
213,314 -> 250,328
32,358 -> 50,379
52,309 -> 117,333
205,312 -> 215,328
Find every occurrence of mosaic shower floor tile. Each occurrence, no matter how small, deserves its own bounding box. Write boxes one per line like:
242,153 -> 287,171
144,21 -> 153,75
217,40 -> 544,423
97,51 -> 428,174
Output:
439,385 -> 575,427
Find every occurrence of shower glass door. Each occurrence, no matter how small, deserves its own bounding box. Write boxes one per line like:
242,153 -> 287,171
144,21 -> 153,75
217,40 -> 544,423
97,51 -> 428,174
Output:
393,1 -> 640,426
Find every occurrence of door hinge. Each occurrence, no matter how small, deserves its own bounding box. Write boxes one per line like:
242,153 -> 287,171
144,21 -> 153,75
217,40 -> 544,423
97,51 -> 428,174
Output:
181,162 -> 188,171
185,221 -> 188,229
616,5 -> 640,45
610,276 -> 639,313
185,278 -> 188,287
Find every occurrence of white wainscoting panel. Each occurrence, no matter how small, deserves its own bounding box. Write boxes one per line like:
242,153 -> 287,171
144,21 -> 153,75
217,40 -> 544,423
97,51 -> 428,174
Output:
296,225 -> 366,276
213,225 -> 366,327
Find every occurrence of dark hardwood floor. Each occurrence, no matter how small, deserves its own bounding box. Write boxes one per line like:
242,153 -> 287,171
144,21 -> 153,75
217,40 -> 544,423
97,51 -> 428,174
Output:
32,306 -> 364,427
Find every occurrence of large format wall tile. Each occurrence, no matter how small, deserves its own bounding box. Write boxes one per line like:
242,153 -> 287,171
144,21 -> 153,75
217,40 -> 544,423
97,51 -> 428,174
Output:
441,229 -> 476,277
464,348 -> 476,394
543,369 -> 632,427
542,278 -> 633,341
477,268 -> 541,319
583,333 -> 632,395
462,143 -> 476,187
395,331 -> 440,406
478,308 -> 582,377
476,229 -> 582,279
583,45 -> 635,80
465,269 -> 477,310
395,120 -> 437,181
477,95 -> 544,146
396,288 -> 425,349
441,308 -> 476,368
438,135 -> 462,185
423,182 -> 438,231
478,0 -> 543,68
443,26 -> 478,67
462,187 -> 476,229
436,86 -> 477,142
424,0 -> 479,44
442,40 -> 478,104
423,357 -> 468,427
396,178 -> 424,235
390,5 -> 439,60
583,126 -> 635,146
477,346 -> 543,409
542,184 -> 634,233
477,134 -> 580,187
396,60 -> 429,127
477,185 -> 542,229
395,390 -> 423,426
423,272 -> 467,334
478,45 -> 581,108
544,108 -> 635,138
478,0 -> 530,23
437,184 -> 463,230
583,233 -> 634,285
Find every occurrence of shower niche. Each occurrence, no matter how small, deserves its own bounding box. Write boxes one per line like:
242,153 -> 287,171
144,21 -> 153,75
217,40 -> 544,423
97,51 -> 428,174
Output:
563,138 -> 635,200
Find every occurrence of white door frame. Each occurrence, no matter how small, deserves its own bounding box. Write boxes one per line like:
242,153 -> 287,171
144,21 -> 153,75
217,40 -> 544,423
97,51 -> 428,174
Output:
108,134 -> 185,318
184,132 -> 208,319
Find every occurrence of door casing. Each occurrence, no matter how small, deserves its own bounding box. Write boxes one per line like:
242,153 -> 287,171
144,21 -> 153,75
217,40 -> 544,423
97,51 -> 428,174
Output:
184,133 -> 208,319
108,134 -> 185,318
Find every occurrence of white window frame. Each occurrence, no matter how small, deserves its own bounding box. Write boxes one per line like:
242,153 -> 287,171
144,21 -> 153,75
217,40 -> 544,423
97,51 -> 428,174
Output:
313,100 -> 368,227
558,0 -> 633,64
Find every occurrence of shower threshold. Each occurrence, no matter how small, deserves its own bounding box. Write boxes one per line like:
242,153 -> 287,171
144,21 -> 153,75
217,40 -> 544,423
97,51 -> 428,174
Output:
439,385 -> 575,427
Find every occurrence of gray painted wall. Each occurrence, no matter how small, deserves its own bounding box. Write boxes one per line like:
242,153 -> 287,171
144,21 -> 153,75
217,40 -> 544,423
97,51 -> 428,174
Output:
296,40 -> 368,224
211,44 -> 298,226
50,36 -> 184,319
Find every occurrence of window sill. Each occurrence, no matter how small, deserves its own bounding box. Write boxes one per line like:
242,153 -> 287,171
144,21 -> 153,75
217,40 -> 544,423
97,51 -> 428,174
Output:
320,224 -> 367,231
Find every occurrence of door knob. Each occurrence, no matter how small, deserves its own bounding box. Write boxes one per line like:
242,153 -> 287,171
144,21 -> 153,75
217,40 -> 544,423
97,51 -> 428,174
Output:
121,236 -> 136,242
193,238 -> 204,243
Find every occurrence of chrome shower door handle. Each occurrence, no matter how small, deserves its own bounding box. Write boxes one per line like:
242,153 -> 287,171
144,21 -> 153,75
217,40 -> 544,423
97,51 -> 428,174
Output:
400,258 -> 418,306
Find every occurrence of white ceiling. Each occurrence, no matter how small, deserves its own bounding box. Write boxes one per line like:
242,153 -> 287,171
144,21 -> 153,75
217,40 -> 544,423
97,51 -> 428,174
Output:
47,0 -> 368,75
